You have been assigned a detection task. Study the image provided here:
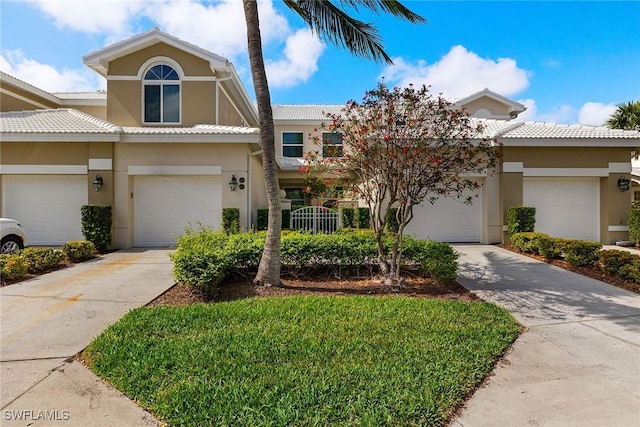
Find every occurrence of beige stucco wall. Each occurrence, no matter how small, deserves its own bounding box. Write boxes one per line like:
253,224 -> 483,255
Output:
0,86 -> 59,112
112,142 -> 261,248
109,43 -> 213,76
501,146 -> 633,244
0,141 -> 115,222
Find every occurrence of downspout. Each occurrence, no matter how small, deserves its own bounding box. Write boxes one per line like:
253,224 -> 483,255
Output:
248,149 -> 263,229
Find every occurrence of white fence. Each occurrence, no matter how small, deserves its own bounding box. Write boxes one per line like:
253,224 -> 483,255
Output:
290,206 -> 338,234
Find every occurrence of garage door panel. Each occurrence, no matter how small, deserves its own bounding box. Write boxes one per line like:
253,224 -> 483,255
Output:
523,178 -> 598,241
404,189 -> 482,242
134,176 -> 221,246
3,176 -> 87,245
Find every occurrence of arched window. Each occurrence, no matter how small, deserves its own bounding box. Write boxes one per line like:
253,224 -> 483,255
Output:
143,64 -> 180,123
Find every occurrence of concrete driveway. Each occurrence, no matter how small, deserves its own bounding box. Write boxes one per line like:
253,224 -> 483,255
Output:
1,249 -> 174,426
451,245 -> 640,427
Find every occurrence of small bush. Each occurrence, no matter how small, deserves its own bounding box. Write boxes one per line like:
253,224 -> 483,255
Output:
618,259 -> 640,282
342,208 -> 356,228
598,249 -> 640,275
510,232 -> 549,254
62,240 -> 97,262
506,206 -> 536,236
21,247 -> 66,273
629,206 -> 640,244
256,208 -> 290,231
357,207 -> 371,229
0,254 -> 29,281
81,205 -> 112,252
535,235 -> 564,259
403,236 -> 459,282
221,208 -> 241,234
563,240 -> 602,267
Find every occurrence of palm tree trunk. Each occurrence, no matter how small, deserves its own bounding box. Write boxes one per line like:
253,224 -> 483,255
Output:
243,0 -> 282,286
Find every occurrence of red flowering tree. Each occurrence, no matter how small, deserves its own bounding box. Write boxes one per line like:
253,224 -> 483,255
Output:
307,82 -> 500,285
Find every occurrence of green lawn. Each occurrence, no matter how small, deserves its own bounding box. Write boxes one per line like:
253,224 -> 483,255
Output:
84,296 -> 519,426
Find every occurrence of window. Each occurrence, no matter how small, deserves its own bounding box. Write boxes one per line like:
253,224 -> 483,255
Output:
284,188 -> 305,208
143,64 -> 180,123
322,132 -> 343,157
283,132 -> 304,157
634,190 -> 640,201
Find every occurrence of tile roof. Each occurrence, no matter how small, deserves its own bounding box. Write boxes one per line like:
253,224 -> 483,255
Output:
276,156 -> 307,170
272,105 -> 344,121
498,121 -> 640,139
122,124 -> 259,135
0,109 -> 120,134
53,92 -> 107,101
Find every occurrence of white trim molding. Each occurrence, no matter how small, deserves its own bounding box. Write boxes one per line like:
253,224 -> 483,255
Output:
128,165 -> 222,175
0,164 -> 88,174
608,225 -> 630,232
502,162 -> 524,173
608,162 -> 632,173
523,168 -> 610,177
89,158 -> 113,170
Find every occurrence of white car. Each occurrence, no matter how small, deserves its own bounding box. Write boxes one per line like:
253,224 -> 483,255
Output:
1,218 -> 27,254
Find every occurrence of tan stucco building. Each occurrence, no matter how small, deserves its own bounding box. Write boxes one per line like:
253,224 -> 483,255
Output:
2,28 -> 639,248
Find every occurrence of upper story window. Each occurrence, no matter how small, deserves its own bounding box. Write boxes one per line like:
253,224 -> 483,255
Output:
283,132 -> 304,157
143,64 -> 180,124
322,132 -> 343,157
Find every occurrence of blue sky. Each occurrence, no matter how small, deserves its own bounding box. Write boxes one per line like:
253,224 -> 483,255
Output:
1,0 -> 639,125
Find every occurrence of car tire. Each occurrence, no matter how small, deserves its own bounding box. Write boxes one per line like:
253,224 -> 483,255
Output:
0,236 -> 23,254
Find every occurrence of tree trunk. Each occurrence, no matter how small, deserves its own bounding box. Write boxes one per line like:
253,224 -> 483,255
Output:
243,0 -> 282,286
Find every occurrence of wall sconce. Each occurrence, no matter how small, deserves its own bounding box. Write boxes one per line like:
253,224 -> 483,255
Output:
618,176 -> 630,192
93,174 -> 103,192
229,174 -> 238,191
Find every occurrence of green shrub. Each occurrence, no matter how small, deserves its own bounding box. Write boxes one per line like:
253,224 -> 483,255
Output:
629,206 -> 640,244
170,227 -> 231,295
81,205 -> 112,252
507,206 -> 536,236
618,259 -> 640,282
221,208 -> 241,234
225,231 -> 265,269
342,208 -> 356,228
563,240 -> 602,267
510,232 -> 549,254
598,249 -> 640,275
357,207 -> 371,229
62,240 -> 96,262
0,254 -> 29,281
21,247 -> 66,273
535,235 -> 564,259
256,208 -> 290,231
386,208 -> 399,233
403,236 -> 459,282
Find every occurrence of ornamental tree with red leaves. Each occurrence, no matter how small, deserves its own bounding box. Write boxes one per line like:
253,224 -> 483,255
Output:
307,82 -> 500,285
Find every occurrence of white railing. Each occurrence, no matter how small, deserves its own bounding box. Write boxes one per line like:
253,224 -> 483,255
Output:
290,206 -> 338,234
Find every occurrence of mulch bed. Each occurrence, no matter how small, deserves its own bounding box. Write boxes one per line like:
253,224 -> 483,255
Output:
148,274 -> 480,307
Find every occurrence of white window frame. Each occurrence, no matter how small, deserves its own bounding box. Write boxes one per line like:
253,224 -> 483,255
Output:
282,131 -> 304,158
141,59 -> 182,125
322,132 -> 343,158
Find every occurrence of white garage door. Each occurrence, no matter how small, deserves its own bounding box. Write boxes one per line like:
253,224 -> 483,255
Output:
3,175 -> 87,245
134,176 -> 222,246
524,177 -> 599,241
404,191 -> 482,242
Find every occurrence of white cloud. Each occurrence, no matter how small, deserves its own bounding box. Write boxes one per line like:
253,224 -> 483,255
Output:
578,102 -> 616,126
380,45 -> 530,98
516,99 -> 537,121
265,29 -> 325,88
27,0 -> 146,37
0,50 -> 104,92
539,104 -> 576,124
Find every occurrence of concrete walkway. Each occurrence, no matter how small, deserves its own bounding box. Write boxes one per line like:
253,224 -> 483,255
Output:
451,245 -> 640,427
1,249 -> 174,426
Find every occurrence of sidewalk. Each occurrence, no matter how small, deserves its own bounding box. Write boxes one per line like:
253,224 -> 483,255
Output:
1,249 -> 174,426
451,244 -> 640,427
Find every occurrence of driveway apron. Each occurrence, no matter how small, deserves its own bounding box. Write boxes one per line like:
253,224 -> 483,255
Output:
1,249 -> 174,426
451,245 -> 640,427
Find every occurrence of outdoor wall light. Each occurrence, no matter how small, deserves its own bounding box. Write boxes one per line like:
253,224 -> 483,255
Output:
229,174 -> 238,191
93,174 -> 104,192
618,176 -> 630,192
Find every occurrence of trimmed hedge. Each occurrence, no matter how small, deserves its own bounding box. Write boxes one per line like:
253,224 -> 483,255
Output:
506,206 -> 536,236
256,209 -> 291,231
21,247 -> 66,273
81,205 -> 112,252
63,240 -> 97,262
171,227 -> 460,293
563,240 -> 602,267
599,249 -> 640,275
0,254 -> 29,282
629,204 -> 640,244
358,207 -> 371,229
510,232 -> 549,254
510,232 -> 602,267
221,208 -> 240,234
342,208 -> 356,228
